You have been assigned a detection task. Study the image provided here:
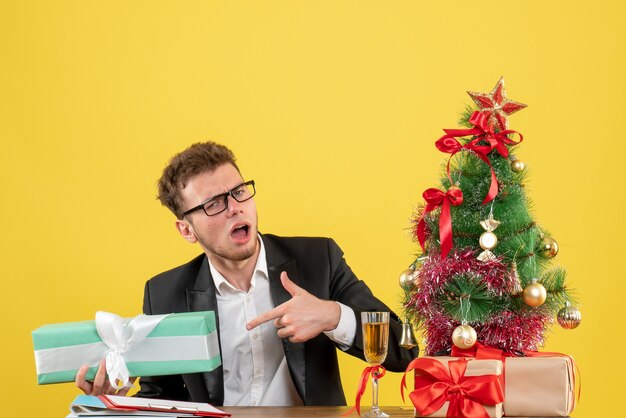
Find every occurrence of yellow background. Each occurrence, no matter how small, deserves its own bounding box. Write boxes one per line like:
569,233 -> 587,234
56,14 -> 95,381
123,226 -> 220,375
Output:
1,1 -> 623,416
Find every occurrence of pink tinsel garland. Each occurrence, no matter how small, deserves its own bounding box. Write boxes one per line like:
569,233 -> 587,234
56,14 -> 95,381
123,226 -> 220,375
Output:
406,248 -> 552,355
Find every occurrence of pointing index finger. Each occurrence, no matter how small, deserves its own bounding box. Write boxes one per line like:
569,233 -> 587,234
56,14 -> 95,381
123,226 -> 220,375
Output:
246,305 -> 284,330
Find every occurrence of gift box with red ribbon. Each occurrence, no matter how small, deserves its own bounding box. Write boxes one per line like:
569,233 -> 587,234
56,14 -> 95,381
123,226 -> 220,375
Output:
401,356 -> 504,418
449,343 -> 578,417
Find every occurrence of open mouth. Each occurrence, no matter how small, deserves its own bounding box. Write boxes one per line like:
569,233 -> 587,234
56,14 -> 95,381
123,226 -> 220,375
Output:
231,224 -> 250,240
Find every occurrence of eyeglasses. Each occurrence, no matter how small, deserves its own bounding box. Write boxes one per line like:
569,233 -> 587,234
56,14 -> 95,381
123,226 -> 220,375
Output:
181,180 -> 256,217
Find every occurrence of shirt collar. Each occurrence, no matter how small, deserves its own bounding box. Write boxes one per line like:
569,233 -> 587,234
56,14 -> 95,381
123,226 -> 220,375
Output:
209,234 -> 268,295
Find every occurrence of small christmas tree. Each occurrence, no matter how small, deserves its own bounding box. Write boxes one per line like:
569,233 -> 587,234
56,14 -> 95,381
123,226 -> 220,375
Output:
402,77 -> 581,356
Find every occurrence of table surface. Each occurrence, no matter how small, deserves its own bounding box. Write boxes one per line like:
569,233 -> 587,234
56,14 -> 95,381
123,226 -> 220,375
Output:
219,406 -> 569,417
220,406 -> 413,417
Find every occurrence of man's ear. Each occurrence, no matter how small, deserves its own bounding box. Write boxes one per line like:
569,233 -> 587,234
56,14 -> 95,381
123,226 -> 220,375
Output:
175,219 -> 198,244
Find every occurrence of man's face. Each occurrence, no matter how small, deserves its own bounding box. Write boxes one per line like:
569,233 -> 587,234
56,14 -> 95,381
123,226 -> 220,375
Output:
176,163 -> 259,264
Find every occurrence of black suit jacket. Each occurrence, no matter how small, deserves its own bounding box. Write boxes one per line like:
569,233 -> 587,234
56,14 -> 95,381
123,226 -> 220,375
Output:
137,234 -> 417,405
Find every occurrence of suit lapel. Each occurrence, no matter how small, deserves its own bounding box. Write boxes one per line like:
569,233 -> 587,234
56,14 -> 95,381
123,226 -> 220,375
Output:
262,235 -> 306,403
185,256 -> 225,406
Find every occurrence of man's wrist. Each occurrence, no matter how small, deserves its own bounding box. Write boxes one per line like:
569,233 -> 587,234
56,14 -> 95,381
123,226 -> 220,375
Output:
324,300 -> 342,331
323,302 -> 356,348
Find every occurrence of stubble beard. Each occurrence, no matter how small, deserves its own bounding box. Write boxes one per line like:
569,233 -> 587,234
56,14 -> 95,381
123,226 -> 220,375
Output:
197,230 -> 259,263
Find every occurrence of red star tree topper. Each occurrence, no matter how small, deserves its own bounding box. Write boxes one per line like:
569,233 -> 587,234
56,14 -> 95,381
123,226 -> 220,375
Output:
467,76 -> 527,131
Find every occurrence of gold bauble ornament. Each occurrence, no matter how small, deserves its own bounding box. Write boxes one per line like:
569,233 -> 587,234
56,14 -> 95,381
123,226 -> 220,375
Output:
510,156 -> 525,173
557,301 -> 582,329
399,269 -> 418,290
539,235 -> 559,258
523,278 -> 547,307
451,323 -> 477,349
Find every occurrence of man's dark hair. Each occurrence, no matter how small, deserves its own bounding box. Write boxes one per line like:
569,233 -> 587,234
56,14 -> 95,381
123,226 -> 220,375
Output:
157,142 -> 239,218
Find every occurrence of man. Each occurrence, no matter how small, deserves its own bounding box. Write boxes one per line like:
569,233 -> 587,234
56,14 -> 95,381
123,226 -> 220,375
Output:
76,142 -> 416,405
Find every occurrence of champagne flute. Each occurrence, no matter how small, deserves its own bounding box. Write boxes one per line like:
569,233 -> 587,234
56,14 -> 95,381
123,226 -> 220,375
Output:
361,311 -> 390,418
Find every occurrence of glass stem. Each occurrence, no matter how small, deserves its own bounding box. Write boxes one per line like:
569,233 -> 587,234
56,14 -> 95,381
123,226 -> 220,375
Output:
371,373 -> 380,414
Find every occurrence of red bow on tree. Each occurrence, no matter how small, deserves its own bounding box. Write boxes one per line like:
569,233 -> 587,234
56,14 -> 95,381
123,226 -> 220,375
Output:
401,358 -> 504,418
435,133 -> 497,205
443,111 -> 523,159
434,111 -> 523,205
416,186 -> 463,259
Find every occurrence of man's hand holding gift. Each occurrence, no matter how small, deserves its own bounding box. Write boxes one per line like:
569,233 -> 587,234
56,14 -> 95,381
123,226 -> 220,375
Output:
75,359 -> 136,396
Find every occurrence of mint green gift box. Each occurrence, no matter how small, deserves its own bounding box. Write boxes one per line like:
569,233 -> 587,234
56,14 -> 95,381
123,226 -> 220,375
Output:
32,311 -> 221,385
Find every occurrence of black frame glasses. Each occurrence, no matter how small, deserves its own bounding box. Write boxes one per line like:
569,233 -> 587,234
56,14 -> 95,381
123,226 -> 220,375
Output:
181,180 -> 256,218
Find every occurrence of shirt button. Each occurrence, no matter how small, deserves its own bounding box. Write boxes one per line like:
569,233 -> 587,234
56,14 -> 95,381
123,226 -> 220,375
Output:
253,334 -> 259,340
250,400 -> 257,406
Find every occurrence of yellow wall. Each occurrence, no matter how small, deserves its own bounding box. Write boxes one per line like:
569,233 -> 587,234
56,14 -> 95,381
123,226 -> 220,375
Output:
1,1 -> 623,416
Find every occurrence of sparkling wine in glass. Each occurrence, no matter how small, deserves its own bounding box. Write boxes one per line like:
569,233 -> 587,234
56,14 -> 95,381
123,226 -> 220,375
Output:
361,311 -> 390,418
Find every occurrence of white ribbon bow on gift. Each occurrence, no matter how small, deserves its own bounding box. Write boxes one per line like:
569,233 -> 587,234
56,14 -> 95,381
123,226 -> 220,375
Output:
95,311 -> 168,389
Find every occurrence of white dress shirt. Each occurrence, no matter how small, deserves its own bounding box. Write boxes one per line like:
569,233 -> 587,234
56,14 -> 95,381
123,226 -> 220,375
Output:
208,237 -> 356,406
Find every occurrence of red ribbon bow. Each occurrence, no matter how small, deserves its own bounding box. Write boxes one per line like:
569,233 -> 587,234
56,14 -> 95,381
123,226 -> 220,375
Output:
417,186 -> 464,258
443,111 -> 523,159
435,132 -> 498,205
344,365 -> 386,416
401,358 -> 504,418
